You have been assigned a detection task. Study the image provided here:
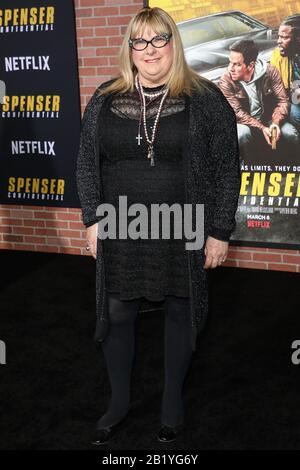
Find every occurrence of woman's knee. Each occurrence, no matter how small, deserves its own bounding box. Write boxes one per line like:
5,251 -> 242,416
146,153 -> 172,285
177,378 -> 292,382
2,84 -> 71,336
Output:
108,294 -> 140,325
164,296 -> 190,325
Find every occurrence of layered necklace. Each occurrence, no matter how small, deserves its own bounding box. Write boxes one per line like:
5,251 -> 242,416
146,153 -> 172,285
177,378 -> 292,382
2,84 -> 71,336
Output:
135,74 -> 169,167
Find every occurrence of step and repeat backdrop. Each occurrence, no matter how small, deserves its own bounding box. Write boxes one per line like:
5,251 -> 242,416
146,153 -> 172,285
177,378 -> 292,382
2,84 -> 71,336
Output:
0,0 -> 81,207
1,0 -> 299,247
148,0 -> 300,248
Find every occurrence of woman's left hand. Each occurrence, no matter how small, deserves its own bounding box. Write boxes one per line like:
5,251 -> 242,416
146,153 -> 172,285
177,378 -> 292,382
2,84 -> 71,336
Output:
204,236 -> 228,269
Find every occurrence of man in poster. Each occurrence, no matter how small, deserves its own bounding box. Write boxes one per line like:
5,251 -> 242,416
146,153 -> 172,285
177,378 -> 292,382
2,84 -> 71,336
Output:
218,39 -> 299,164
270,14 -> 300,131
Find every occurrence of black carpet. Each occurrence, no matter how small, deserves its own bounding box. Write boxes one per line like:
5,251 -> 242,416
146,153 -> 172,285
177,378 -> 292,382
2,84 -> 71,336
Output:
0,249 -> 300,450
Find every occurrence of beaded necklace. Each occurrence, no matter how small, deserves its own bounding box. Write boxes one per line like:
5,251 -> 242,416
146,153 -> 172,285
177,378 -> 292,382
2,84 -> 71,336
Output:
135,75 -> 169,167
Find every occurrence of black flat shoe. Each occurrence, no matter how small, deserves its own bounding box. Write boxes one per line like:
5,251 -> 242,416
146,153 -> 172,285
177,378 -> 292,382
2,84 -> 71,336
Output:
91,420 -> 126,446
156,424 -> 184,443
91,411 -> 131,446
91,427 -> 115,446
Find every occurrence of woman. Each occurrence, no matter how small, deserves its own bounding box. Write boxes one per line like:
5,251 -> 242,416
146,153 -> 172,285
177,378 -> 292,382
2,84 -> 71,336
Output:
76,7 -> 240,445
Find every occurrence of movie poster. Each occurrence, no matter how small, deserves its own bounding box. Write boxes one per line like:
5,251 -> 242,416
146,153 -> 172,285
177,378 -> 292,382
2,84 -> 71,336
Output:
0,0 -> 81,207
148,0 -> 300,248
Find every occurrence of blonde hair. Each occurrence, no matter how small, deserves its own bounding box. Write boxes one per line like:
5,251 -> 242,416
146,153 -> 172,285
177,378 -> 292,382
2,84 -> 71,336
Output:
98,7 -> 210,97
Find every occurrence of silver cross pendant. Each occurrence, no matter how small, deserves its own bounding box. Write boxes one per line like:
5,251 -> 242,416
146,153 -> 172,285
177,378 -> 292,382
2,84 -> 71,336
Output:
147,145 -> 155,166
136,134 -> 142,146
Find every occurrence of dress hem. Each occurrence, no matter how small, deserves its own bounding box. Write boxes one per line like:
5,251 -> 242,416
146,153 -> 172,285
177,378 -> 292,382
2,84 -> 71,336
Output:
106,290 -> 189,302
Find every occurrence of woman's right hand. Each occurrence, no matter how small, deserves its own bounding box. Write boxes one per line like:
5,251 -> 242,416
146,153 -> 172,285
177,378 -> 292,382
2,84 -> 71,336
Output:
86,222 -> 98,260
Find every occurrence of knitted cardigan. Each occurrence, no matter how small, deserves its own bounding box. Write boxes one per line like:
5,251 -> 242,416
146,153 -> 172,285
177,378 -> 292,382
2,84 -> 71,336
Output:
76,78 -> 241,351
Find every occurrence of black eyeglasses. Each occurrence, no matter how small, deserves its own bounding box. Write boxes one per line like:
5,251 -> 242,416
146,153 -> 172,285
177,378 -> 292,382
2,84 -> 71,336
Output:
128,33 -> 172,51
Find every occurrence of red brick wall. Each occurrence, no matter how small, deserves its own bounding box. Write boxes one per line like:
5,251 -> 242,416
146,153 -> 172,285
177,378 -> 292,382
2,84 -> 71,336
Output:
0,0 -> 299,271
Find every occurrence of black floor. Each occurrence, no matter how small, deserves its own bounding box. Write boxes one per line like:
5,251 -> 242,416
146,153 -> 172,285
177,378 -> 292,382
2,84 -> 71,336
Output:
0,249 -> 300,450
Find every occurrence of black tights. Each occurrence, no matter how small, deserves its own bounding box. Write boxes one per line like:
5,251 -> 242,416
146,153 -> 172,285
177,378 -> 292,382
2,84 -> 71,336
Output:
96,293 -> 193,430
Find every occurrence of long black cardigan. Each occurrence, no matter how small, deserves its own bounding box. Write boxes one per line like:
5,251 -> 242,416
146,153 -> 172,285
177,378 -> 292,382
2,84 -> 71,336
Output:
76,78 -> 241,351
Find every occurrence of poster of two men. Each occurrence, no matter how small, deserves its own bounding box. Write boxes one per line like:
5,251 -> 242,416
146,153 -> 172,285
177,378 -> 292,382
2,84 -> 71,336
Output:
148,1 -> 300,247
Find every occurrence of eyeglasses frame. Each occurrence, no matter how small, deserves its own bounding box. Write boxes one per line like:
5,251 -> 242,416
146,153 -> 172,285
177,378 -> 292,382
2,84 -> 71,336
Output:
128,33 -> 172,51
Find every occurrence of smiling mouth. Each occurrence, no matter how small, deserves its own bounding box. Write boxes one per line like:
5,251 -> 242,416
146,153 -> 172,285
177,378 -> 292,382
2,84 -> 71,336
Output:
144,58 -> 160,63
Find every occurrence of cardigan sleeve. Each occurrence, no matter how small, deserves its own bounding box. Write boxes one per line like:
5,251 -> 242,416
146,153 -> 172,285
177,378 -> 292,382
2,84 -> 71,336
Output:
76,88 -> 102,228
207,89 -> 241,242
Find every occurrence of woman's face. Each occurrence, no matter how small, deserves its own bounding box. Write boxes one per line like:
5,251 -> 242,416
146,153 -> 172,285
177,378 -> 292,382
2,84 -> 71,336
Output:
131,26 -> 173,87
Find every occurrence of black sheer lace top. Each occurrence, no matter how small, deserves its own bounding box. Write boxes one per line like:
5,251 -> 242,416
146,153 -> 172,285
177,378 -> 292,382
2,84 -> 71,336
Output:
98,84 -> 190,301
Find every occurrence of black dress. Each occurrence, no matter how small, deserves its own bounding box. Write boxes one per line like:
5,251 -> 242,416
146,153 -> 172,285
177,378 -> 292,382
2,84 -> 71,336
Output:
98,85 -> 189,301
